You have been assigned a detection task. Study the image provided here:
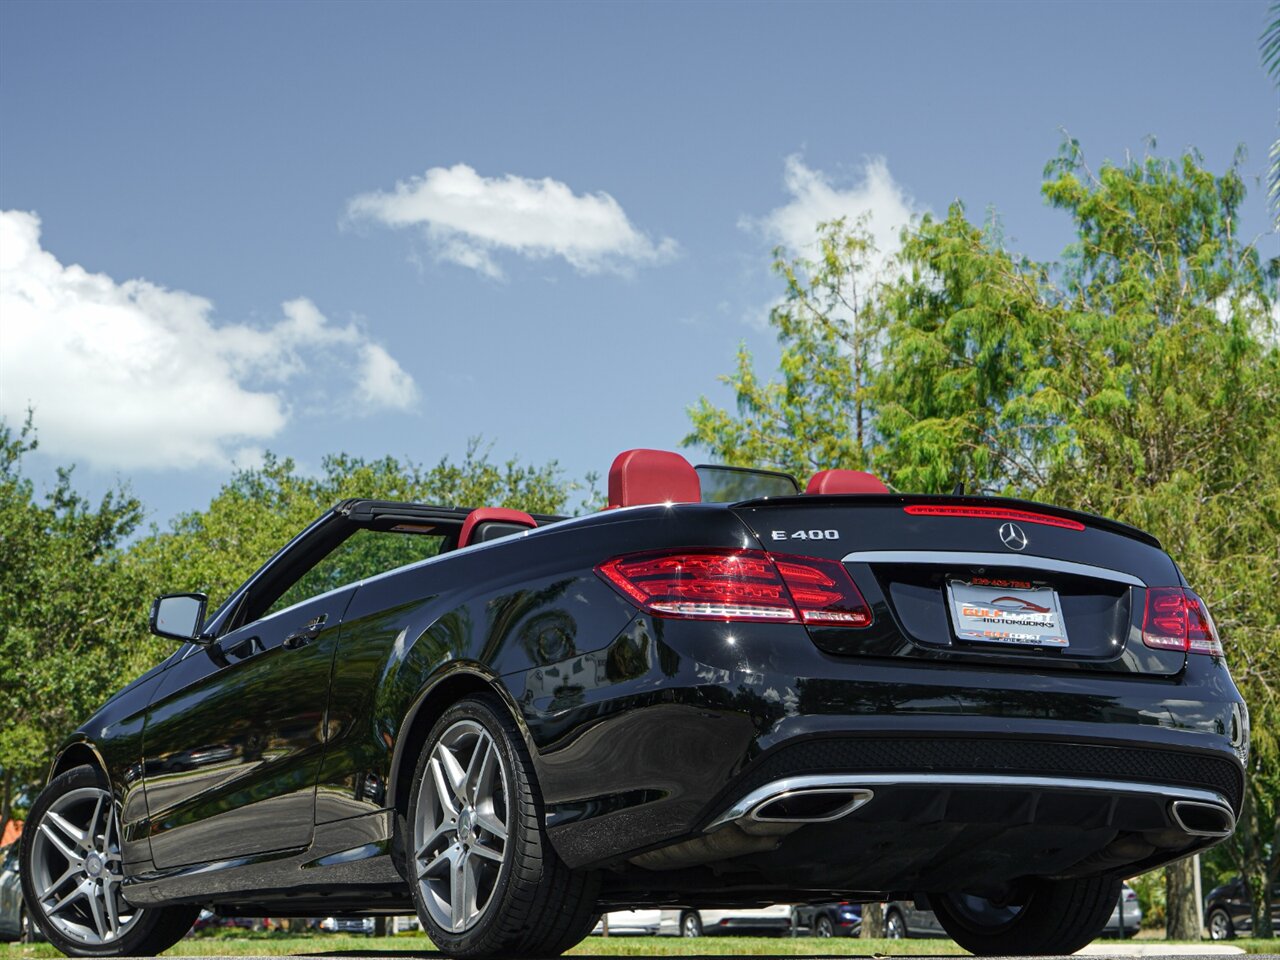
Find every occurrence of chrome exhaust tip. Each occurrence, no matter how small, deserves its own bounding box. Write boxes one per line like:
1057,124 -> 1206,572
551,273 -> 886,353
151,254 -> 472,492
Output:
749,787 -> 874,823
1169,799 -> 1235,838
707,781 -> 875,830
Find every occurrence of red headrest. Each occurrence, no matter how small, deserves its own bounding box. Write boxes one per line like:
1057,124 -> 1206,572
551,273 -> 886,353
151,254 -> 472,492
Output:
805,469 -> 889,495
458,507 -> 537,548
607,449 -> 701,508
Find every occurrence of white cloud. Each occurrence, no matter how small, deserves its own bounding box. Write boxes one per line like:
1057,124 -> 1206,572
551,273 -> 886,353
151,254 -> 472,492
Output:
347,163 -> 677,279
0,210 -> 418,471
745,154 -> 923,275
356,342 -> 418,410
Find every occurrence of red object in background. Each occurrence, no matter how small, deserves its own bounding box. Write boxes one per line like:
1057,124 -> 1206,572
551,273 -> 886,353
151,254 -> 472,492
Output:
0,819 -> 20,847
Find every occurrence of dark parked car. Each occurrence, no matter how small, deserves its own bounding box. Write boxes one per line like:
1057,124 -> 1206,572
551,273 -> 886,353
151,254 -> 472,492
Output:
20,449 -> 1246,957
791,901 -> 862,937
0,843 -> 36,943
1204,877 -> 1280,939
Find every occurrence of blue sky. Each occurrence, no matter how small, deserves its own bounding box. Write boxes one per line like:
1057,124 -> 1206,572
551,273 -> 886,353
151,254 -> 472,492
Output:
1,0 -> 1275,526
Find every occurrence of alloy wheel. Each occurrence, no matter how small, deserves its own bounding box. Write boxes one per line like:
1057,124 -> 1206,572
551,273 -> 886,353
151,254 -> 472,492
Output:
1208,910 -> 1231,940
29,786 -> 138,945
886,911 -> 906,939
413,719 -> 510,933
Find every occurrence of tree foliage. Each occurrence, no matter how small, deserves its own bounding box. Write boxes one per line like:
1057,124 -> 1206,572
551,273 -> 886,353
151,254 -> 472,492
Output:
129,441 -> 580,617
0,417 -> 147,838
686,217 -> 885,477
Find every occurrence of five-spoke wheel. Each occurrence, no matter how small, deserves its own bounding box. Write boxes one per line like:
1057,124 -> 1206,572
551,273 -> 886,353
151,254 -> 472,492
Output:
413,720 -> 510,933
20,765 -> 198,957
28,785 -> 135,946
407,696 -> 598,958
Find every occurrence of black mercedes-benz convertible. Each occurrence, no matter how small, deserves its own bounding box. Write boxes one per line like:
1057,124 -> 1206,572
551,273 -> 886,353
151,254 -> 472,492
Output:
21,449 -> 1247,957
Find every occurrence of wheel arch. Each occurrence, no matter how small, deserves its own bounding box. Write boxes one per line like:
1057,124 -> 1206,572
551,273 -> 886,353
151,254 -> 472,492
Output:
388,664 -> 527,816
46,739 -> 107,784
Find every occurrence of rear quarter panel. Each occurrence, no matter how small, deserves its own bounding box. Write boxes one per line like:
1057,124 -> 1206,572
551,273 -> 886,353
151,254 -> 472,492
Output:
314,504 -> 758,824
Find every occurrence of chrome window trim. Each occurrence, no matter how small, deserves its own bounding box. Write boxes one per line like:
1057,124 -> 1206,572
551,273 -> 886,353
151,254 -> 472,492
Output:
840,550 -> 1147,587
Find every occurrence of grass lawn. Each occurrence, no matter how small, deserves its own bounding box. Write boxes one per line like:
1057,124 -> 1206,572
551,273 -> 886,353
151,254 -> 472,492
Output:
5,931 -> 1280,956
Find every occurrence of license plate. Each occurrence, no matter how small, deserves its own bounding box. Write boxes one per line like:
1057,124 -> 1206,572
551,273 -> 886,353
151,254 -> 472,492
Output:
946,579 -> 1069,648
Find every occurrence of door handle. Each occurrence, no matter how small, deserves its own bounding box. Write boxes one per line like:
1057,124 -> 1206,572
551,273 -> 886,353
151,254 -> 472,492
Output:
221,634 -> 263,659
283,614 -> 327,650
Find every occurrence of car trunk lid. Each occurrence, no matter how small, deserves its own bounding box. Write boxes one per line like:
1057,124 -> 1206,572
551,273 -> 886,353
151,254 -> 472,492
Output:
730,494 -> 1185,676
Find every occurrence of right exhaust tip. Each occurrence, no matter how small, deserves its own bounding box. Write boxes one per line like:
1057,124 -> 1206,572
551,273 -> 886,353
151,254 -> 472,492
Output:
1169,799 -> 1235,838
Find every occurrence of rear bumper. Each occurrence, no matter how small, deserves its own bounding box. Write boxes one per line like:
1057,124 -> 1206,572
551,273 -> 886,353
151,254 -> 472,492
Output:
518,617 -> 1245,890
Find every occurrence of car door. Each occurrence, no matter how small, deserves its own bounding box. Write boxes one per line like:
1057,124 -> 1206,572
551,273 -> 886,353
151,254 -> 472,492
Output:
142,585 -> 357,867
139,504 -> 453,870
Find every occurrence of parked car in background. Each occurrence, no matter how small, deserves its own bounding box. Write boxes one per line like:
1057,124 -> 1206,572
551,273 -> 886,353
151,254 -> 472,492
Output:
190,910 -> 257,932
1100,885 -> 1142,937
791,902 -> 862,937
319,917 -> 375,935
1204,877 -> 1280,939
0,843 -> 35,943
659,906 -> 791,937
590,910 -> 662,935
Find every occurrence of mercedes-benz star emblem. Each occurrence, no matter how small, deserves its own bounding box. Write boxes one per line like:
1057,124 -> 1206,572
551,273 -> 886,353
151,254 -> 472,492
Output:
999,521 -> 1028,551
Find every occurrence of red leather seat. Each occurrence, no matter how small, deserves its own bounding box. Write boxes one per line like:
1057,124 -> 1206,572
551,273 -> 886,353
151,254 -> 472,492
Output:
458,507 -> 537,548
805,469 -> 889,495
607,449 -> 701,508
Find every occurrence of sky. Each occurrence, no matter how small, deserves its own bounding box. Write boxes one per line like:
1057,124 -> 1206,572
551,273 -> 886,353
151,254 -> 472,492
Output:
1,0 -> 1276,528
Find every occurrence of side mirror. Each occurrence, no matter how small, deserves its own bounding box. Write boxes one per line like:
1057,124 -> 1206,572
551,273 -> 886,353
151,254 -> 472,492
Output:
150,593 -> 209,643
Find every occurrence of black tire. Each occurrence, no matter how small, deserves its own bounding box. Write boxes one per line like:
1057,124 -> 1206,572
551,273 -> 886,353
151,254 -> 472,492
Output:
680,911 -> 703,937
1207,907 -> 1235,940
885,908 -> 907,939
407,695 -> 598,958
20,765 -> 199,957
930,875 -> 1121,956
814,914 -> 835,938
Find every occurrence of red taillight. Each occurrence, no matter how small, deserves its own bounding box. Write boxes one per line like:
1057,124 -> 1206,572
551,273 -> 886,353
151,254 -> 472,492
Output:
1142,587 -> 1223,657
1184,590 -> 1223,656
596,548 -> 872,627
772,553 -> 873,626
903,504 -> 1086,531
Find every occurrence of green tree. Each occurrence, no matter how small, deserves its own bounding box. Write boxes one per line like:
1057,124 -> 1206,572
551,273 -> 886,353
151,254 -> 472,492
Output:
873,208 -> 1063,495
0,417 -> 148,840
686,216 -> 887,478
